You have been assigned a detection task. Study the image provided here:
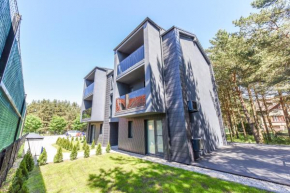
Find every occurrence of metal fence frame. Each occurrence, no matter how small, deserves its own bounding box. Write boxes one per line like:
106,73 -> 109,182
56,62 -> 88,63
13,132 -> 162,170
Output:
0,133 -> 27,187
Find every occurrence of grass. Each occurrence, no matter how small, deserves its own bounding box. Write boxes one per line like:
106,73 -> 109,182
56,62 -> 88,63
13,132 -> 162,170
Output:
26,153 -> 266,193
227,133 -> 290,145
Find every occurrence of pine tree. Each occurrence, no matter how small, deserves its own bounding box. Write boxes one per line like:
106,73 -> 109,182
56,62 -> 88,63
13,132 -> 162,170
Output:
84,145 -> 90,158
96,143 -> 102,155
70,145 -> 78,160
106,143 -> 111,153
38,148 -> 47,166
91,140 -> 95,149
56,137 -> 60,145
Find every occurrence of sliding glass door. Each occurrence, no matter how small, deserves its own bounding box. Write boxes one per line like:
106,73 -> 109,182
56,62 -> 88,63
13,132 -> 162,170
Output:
146,120 -> 163,156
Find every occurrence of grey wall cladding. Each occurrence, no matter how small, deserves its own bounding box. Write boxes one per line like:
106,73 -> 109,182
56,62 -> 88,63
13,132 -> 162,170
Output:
179,34 -> 225,153
162,29 -> 192,164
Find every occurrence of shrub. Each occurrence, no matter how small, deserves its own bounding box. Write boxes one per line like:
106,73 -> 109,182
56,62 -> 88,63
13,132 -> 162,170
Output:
56,137 -> 60,145
96,143 -> 102,155
54,147 -> 63,163
70,145 -> 78,160
76,141 -> 80,150
38,148 -> 47,166
82,136 -> 86,143
83,140 -> 87,150
19,159 -> 29,179
91,140 -> 95,149
9,168 -> 29,193
24,150 -> 34,172
106,143 -> 111,153
84,145 -> 90,158
71,136 -> 74,141
76,136 -> 79,141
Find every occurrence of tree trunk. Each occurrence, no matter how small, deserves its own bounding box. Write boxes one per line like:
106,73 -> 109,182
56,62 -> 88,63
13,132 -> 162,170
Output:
233,90 -> 247,138
223,91 -> 235,138
226,89 -> 239,138
254,87 -> 271,141
247,86 -> 264,143
278,90 -> 290,137
233,79 -> 259,143
261,92 -> 275,135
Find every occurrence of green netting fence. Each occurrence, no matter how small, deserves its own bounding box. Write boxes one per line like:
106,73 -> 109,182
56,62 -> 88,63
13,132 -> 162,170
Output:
0,0 -> 11,57
0,89 -> 19,151
2,40 -> 25,113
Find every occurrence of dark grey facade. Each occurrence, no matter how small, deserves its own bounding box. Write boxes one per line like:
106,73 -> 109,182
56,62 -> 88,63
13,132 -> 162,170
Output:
81,18 -> 226,164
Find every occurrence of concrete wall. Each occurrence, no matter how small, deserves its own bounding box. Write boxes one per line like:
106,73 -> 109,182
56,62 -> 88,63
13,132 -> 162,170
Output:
179,34 -> 225,152
91,69 -> 107,121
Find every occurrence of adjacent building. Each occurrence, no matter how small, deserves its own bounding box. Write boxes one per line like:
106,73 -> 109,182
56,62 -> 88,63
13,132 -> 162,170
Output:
0,0 -> 26,151
81,18 -> 226,164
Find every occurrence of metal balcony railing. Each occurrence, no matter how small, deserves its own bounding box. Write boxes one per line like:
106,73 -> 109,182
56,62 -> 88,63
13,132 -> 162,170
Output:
84,83 -> 94,98
116,87 -> 146,112
117,45 -> 144,75
82,108 -> 92,119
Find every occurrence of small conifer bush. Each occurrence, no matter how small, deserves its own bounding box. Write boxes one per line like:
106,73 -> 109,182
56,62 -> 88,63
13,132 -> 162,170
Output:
91,140 -> 95,149
38,148 -> 47,166
76,141 -> 80,150
83,140 -> 87,150
19,159 -> 29,179
71,136 -> 74,141
106,143 -> 111,153
54,147 -> 63,163
96,143 -> 102,155
9,168 -> 29,193
84,145 -> 90,158
24,150 -> 34,172
70,145 -> 78,160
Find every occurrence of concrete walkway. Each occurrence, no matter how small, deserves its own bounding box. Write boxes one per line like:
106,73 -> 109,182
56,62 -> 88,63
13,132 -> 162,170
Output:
193,143 -> 290,186
42,135 -> 107,163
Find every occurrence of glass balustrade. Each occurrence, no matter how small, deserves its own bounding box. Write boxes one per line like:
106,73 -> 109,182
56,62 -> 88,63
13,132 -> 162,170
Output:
116,87 -> 146,112
117,45 -> 144,75
82,108 -> 92,119
84,83 -> 94,98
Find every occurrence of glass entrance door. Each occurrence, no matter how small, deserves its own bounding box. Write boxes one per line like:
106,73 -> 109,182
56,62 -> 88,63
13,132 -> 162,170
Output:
147,120 -> 155,154
90,125 -> 95,143
146,120 -> 163,155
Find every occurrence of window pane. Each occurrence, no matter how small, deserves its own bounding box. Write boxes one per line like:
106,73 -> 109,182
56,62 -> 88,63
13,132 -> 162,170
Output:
157,136 -> 163,153
156,120 -> 162,135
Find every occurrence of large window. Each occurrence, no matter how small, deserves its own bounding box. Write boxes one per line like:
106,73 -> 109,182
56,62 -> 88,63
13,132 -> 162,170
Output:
128,121 -> 133,138
109,94 -> 113,117
100,124 -> 103,134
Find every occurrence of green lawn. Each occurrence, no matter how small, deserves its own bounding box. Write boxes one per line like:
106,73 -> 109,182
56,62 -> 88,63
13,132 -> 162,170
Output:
26,153 -> 266,193
227,133 -> 290,145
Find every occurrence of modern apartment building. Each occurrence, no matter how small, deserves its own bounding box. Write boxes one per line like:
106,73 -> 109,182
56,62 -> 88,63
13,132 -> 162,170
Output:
81,18 -> 226,164
0,0 -> 26,151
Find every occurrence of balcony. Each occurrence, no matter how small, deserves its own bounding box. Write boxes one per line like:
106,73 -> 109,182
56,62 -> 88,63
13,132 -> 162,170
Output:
84,83 -> 94,98
82,108 -> 92,119
116,87 -> 146,112
117,45 -> 144,76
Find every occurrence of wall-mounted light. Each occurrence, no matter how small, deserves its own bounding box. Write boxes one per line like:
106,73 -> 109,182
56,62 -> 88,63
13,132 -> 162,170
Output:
188,101 -> 198,113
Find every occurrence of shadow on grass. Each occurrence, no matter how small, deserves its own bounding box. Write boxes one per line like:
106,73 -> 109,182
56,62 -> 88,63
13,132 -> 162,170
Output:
87,155 -> 265,193
26,166 -> 47,193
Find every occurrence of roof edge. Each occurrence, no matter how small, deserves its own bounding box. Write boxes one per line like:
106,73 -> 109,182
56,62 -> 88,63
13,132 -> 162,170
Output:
84,66 -> 113,79
113,17 -> 164,51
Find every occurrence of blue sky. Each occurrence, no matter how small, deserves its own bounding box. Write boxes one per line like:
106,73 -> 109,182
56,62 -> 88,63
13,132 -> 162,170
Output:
18,0 -> 255,105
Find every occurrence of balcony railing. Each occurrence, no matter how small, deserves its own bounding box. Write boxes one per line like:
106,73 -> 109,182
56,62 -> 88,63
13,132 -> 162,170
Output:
116,87 -> 146,112
84,83 -> 94,98
82,108 -> 92,119
117,45 -> 144,75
